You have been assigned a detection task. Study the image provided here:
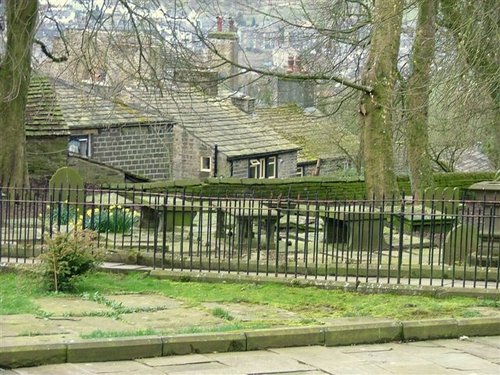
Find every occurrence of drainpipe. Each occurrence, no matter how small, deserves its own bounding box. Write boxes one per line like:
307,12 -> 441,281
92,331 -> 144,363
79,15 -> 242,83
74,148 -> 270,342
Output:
214,144 -> 218,177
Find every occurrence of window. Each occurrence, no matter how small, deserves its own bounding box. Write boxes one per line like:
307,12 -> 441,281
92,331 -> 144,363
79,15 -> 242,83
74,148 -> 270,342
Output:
248,156 -> 278,179
68,135 -> 91,157
296,166 -> 304,177
200,156 -> 212,172
267,156 -> 277,179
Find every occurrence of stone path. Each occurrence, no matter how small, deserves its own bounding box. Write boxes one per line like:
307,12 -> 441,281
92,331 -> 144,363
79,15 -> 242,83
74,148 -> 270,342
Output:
4,336 -> 500,374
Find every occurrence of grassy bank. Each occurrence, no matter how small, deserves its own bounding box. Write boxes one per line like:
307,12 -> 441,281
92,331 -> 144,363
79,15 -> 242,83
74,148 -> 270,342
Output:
1,271 -> 498,323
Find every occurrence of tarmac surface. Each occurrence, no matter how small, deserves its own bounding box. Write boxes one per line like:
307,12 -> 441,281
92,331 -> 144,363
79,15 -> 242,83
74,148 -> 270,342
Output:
3,336 -> 500,375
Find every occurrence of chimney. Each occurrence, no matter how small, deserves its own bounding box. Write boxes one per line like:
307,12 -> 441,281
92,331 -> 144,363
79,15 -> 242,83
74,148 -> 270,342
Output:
229,17 -> 236,32
231,95 -> 256,114
216,15 -> 223,32
294,56 -> 302,73
287,55 -> 294,73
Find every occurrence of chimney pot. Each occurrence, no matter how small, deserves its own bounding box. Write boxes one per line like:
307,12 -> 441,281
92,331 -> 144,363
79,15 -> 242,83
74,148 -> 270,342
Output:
216,16 -> 223,32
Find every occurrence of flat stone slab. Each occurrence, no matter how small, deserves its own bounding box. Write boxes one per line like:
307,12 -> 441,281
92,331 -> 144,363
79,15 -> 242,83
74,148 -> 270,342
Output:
105,293 -> 182,309
50,316 -> 138,336
0,315 -> 68,338
34,297 -> 112,316
202,302 -> 301,323
120,308 -> 223,334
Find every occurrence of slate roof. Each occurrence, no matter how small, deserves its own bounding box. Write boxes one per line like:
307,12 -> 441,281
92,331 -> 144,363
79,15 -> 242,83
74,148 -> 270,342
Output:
53,81 -> 168,129
254,105 -> 359,164
25,76 -> 69,136
25,76 -> 169,137
119,87 -> 300,159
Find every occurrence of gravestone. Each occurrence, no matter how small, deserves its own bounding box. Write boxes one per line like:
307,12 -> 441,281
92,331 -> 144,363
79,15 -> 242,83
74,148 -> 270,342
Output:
49,167 -> 84,204
466,179 -> 500,266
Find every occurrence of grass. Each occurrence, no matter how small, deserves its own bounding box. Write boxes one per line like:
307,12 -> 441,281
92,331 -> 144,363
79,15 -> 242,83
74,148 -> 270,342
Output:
1,271 -> 498,323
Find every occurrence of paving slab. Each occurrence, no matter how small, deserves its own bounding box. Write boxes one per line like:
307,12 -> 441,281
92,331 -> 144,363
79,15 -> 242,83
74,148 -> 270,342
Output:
204,349 -> 315,374
137,353 -> 212,367
76,360 -> 166,374
155,361 -> 232,374
9,364 -> 93,375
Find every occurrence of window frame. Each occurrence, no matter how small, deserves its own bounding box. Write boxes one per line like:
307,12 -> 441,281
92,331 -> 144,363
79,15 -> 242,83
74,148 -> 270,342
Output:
68,135 -> 91,158
200,156 -> 212,172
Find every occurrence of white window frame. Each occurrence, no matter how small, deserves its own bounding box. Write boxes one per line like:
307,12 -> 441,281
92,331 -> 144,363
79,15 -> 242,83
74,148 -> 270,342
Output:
267,156 -> 277,179
200,156 -> 212,172
296,166 -> 304,177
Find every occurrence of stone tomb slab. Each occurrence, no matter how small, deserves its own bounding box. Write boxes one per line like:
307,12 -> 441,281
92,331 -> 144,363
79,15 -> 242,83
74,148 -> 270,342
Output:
120,308 -> 223,333
34,297 -> 112,316
0,314 -> 67,338
104,293 -> 182,310
202,302 -> 300,323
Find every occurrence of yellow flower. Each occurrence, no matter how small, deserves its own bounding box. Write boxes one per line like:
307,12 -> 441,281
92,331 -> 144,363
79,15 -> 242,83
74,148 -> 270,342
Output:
86,209 -> 93,217
124,208 -> 130,213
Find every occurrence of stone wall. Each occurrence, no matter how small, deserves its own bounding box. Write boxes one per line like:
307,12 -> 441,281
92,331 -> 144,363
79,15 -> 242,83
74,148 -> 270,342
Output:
172,127 -> 215,180
91,124 -> 173,180
27,136 -> 68,185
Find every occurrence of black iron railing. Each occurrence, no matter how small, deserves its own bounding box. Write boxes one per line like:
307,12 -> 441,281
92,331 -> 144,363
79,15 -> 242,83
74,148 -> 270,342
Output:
0,186 -> 498,288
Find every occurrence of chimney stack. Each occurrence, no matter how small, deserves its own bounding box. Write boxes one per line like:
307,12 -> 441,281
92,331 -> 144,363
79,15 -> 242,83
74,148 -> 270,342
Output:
287,55 -> 294,73
216,15 -> 223,32
294,56 -> 302,73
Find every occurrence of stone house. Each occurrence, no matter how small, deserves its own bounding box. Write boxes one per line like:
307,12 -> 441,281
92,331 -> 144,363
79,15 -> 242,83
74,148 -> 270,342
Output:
118,86 -> 300,180
26,76 -> 300,183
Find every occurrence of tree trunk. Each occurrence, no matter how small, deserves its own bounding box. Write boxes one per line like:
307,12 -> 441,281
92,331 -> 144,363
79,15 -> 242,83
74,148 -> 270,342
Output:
0,0 -> 38,188
405,0 -> 437,198
359,0 -> 403,200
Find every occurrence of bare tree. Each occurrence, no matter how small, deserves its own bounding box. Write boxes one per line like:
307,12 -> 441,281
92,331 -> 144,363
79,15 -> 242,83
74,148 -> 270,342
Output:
359,0 -> 403,200
0,0 -> 38,188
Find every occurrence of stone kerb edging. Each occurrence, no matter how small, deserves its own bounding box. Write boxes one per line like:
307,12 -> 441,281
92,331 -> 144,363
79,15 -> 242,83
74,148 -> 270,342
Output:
1,317 -> 499,369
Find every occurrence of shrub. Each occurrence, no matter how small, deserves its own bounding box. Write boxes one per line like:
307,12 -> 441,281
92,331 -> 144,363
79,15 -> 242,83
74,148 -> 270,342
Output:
84,205 -> 139,234
37,230 -> 104,292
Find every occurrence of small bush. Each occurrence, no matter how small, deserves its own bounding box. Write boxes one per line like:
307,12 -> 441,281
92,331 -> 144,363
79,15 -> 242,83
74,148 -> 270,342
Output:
37,230 -> 104,292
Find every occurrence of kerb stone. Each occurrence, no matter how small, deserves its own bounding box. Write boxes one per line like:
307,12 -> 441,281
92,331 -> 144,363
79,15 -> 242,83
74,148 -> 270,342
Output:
324,321 -> 402,346
163,332 -> 246,356
66,337 -> 162,363
402,319 -> 459,341
245,326 -> 324,350
0,343 -> 67,369
456,317 -> 500,337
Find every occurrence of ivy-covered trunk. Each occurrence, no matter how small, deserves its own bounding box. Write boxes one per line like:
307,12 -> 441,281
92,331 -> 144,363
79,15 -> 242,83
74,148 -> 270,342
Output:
405,0 -> 437,197
359,0 -> 403,200
0,0 -> 38,187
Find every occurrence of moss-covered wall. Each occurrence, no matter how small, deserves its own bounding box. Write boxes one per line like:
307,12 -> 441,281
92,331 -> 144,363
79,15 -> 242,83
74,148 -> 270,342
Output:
26,137 -> 68,185
112,172 -> 495,200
